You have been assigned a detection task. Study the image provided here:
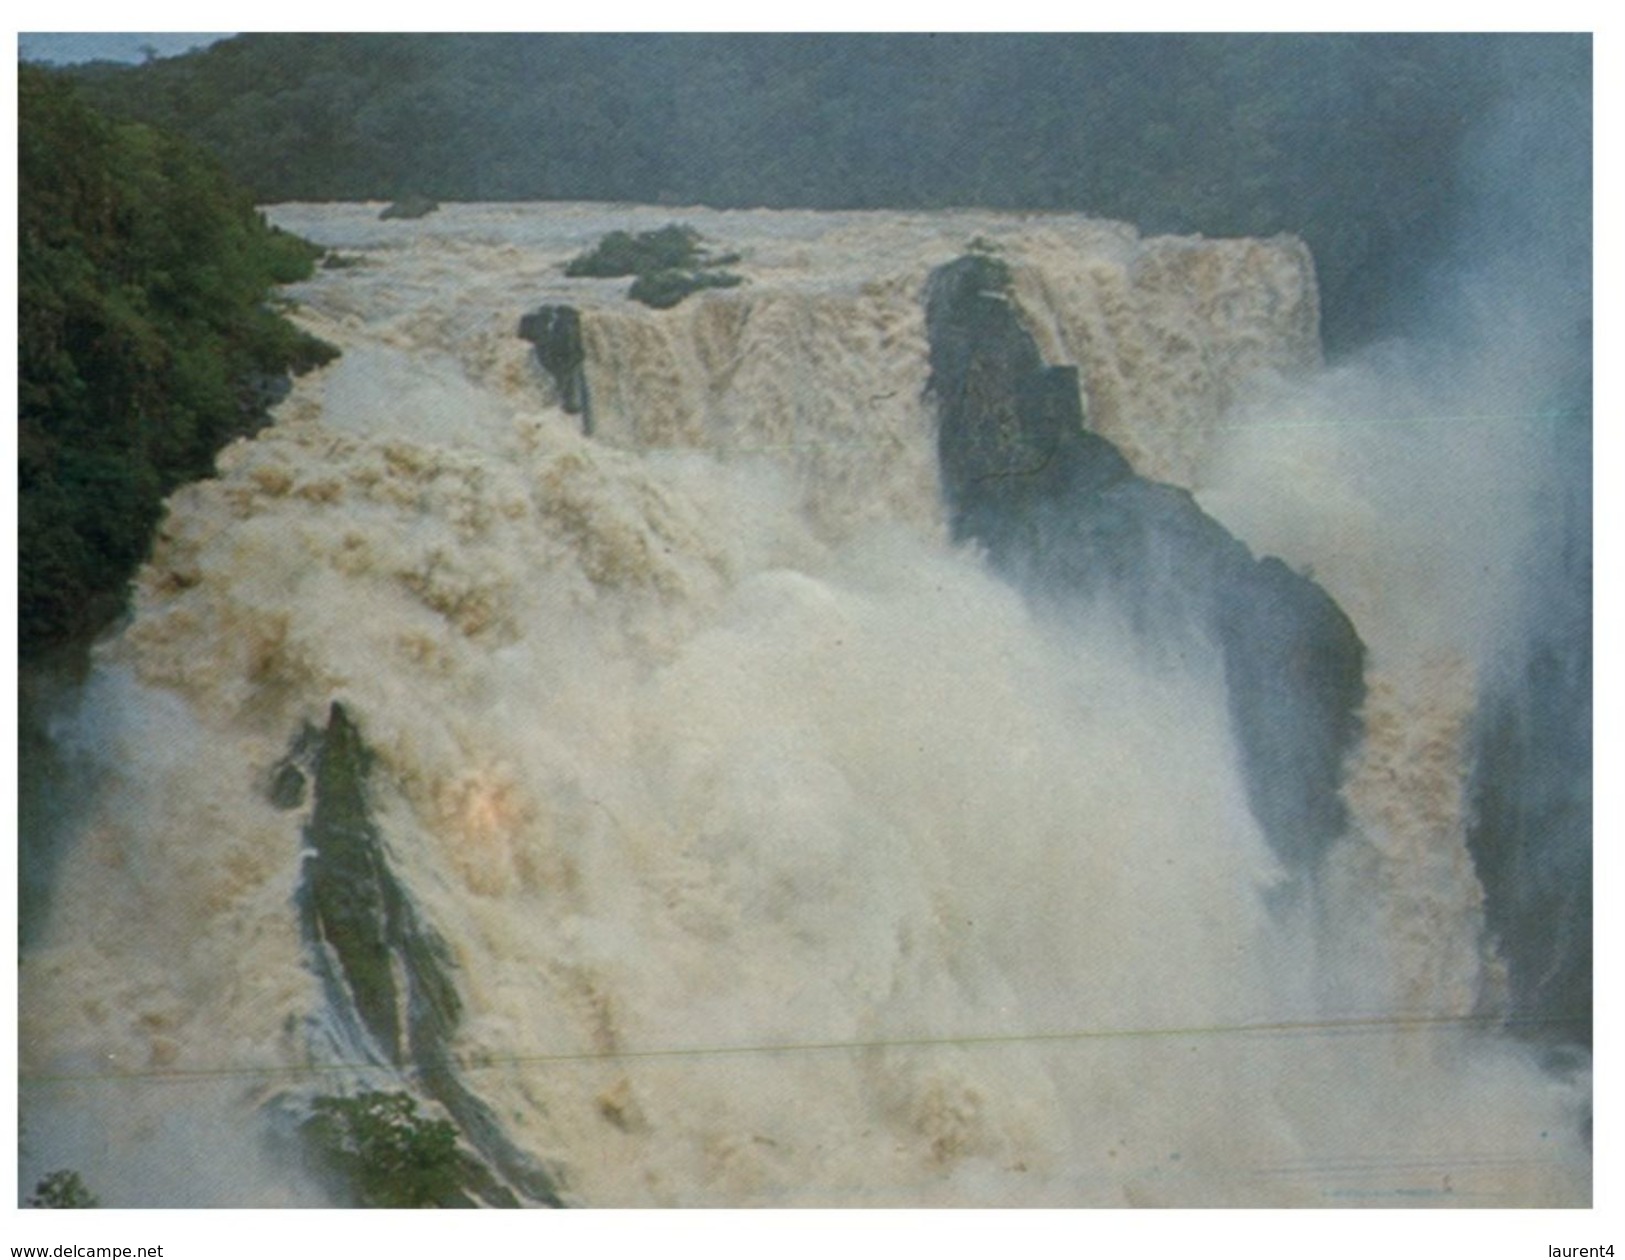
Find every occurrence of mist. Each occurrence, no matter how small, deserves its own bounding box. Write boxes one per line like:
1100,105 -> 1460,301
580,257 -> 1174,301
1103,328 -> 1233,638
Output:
19,198 -> 1591,1207
16,34 -> 1592,1217
1192,35 -> 1591,1053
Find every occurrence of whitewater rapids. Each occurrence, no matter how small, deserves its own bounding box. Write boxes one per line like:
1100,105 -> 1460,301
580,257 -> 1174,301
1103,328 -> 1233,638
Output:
17,203 -> 1589,1207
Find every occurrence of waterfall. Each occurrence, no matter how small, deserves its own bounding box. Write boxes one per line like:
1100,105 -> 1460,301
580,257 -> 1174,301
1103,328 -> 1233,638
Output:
17,204 -> 1589,1208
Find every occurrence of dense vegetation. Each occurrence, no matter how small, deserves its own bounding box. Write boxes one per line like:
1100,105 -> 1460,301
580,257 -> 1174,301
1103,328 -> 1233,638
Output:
50,33 -> 1588,349
303,1092 -> 470,1208
18,66 -> 337,659
27,1169 -> 99,1208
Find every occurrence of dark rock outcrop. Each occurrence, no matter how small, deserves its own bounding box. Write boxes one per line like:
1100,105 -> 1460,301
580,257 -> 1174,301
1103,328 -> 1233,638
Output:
302,704 -> 406,1061
294,703 -> 566,1206
379,195 -> 440,221
519,305 -> 591,431
1467,395 -> 1592,1052
926,253 -> 1366,869
1469,658 -> 1591,1052
562,224 -> 745,310
627,267 -> 743,309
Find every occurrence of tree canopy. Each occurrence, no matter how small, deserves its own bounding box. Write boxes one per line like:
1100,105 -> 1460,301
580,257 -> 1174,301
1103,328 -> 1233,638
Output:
27,1170 -> 99,1208
49,33 -> 1589,349
303,1092 -> 468,1208
18,65 -> 336,658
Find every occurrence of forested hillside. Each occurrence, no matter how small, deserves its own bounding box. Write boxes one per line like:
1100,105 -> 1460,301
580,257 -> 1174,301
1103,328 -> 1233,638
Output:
18,66 -> 337,658
18,33 -> 1589,658
53,33 -> 1586,351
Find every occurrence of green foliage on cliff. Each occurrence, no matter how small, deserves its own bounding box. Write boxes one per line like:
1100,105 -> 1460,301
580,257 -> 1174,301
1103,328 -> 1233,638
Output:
27,1169 -> 99,1208
304,1092 -> 466,1208
302,703 -> 404,1063
18,66 -> 338,658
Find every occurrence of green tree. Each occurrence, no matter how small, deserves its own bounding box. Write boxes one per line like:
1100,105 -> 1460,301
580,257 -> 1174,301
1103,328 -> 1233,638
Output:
28,1170 -> 99,1208
304,1092 -> 467,1208
18,65 -> 336,658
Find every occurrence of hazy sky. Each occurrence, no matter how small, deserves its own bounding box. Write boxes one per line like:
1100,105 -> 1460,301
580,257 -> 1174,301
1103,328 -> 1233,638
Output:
17,32 -> 232,64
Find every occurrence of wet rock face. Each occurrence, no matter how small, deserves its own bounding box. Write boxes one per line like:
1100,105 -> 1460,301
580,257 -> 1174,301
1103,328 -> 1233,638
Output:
926,253 -> 1366,868
519,305 -> 591,428
303,702 -> 407,1062
295,702 -> 566,1206
1466,455 -> 1592,1050
1469,668 -> 1592,1051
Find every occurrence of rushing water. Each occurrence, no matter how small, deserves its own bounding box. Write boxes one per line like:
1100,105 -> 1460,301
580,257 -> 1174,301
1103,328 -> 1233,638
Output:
17,204 -> 1590,1207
